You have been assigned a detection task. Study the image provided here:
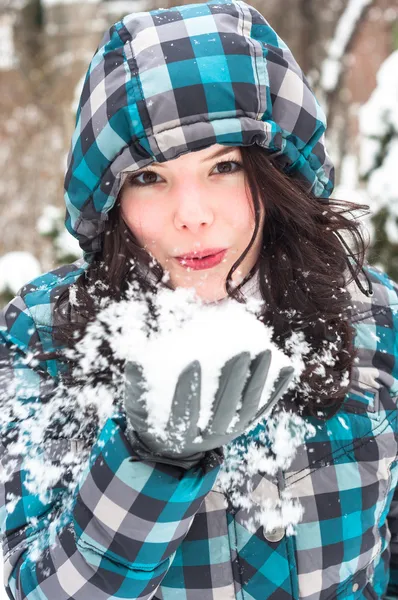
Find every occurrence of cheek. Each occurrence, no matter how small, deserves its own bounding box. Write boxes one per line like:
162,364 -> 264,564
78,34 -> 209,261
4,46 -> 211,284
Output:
121,198 -> 164,245
227,194 -> 256,236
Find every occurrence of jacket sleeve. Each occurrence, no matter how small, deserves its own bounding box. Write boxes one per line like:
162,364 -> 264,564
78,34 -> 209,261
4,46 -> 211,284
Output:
386,486 -> 398,598
0,296 -> 222,600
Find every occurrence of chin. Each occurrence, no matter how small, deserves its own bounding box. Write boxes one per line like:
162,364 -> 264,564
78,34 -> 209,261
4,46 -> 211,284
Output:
169,279 -> 225,302
193,286 -> 228,304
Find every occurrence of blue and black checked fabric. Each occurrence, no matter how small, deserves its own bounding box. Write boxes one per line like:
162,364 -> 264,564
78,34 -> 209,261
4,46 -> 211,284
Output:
64,0 -> 334,260
1,259 -> 398,599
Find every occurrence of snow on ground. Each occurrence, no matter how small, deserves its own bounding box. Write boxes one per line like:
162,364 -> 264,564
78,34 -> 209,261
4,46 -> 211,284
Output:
0,252 -> 41,296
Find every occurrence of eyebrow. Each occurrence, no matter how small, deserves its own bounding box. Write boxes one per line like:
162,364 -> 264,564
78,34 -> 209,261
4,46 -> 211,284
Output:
153,146 -> 239,168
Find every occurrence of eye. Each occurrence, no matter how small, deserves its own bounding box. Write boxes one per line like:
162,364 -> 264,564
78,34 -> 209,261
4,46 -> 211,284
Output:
128,170 -> 162,187
212,160 -> 243,175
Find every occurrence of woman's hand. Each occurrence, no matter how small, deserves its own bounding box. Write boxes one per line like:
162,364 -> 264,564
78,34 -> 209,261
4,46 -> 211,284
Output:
124,351 -> 294,469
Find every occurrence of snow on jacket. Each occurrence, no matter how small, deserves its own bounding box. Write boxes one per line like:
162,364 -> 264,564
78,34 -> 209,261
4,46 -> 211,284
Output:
1,0 -> 398,598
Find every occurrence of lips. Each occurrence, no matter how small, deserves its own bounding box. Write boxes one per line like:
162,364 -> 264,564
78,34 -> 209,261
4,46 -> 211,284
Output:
175,248 -> 226,260
175,249 -> 227,271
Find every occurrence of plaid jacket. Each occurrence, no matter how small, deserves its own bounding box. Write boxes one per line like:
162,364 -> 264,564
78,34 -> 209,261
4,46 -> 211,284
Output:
0,259 -> 398,600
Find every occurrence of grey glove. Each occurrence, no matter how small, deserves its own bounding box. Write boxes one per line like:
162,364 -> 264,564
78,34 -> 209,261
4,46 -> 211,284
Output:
124,351 -> 294,470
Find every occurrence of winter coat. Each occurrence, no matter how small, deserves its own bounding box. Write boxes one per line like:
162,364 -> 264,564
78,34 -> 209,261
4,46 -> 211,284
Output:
0,259 -> 398,600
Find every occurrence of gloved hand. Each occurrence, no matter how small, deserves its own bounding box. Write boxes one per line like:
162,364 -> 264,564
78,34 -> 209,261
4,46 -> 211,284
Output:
124,351 -> 294,470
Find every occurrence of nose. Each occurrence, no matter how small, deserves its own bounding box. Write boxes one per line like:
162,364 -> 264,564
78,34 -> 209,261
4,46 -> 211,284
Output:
173,187 -> 214,233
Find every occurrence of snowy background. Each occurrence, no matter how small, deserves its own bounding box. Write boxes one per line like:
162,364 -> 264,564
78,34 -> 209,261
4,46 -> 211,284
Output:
0,0 -> 397,596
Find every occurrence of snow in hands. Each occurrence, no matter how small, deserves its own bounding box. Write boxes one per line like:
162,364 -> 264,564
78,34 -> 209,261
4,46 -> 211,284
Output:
83,284 -> 304,437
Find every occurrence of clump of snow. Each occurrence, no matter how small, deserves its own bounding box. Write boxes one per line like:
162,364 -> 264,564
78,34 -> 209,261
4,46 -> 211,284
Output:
0,251 -> 41,295
217,411 -> 316,535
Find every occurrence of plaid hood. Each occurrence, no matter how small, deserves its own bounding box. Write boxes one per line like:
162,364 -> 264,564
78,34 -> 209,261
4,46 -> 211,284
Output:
64,0 -> 334,259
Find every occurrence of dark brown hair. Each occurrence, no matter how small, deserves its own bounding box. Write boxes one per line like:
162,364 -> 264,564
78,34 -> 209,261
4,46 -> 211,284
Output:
47,145 -> 370,420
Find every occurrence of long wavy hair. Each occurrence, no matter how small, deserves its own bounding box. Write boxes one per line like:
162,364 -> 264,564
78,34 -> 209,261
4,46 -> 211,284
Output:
44,144 -> 370,420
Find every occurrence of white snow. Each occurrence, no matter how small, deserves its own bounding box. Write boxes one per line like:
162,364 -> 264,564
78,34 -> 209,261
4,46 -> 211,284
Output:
0,14 -> 17,71
358,50 -> 398,242
37,204 -> 62,235
358,51 -> 398,153
330,51 -> 398,264
37,204 -> 82,260
319,0 -> 373,96
217,411 -> 316,534
54,229 -> 82,260
0,252 -> 41,296
368,139 -> 398,242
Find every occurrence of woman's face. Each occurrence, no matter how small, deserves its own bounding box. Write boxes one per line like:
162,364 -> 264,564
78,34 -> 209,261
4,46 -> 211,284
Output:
120,144 -> 264,303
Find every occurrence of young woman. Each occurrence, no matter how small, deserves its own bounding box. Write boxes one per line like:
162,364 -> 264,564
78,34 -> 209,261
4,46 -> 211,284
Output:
1,0 -> 398,598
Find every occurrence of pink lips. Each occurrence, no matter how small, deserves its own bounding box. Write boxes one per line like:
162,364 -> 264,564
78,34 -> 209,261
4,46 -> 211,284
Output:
176,248 -> 226,259
175,249 -> 227,270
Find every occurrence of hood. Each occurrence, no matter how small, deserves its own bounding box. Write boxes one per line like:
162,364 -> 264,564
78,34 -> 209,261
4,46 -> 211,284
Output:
64,0 -> 334,261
